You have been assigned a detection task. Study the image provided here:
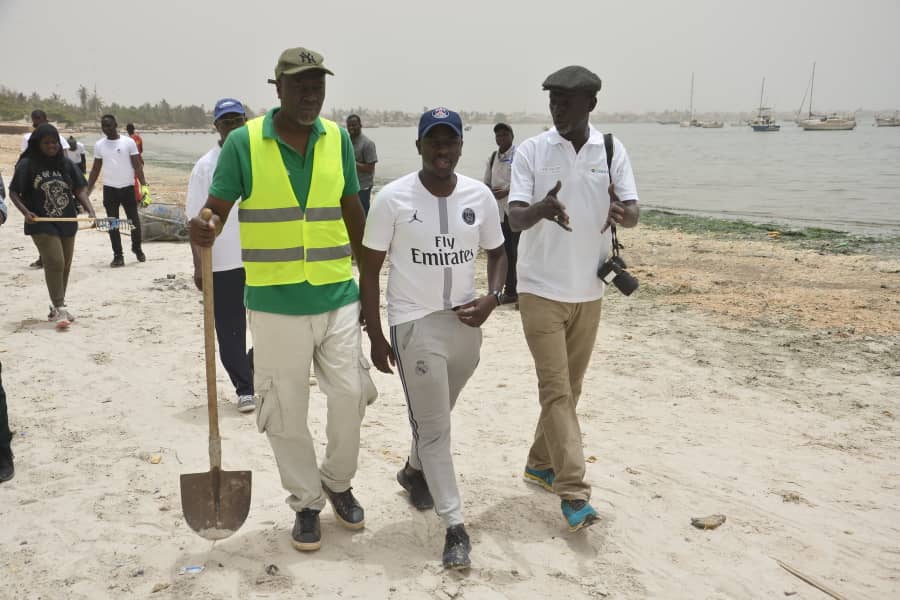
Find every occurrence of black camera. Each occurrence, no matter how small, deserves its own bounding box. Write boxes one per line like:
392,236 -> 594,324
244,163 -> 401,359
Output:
597,245 -> 639,296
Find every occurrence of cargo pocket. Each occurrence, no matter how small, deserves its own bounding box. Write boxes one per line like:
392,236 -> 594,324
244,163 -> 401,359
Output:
254,374 -> 284,434
359,354 -> 378,410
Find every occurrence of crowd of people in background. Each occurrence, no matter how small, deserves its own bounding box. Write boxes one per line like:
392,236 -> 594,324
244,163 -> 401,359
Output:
2,46 -> 640,573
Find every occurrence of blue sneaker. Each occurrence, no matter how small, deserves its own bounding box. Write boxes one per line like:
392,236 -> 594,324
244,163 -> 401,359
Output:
523,467 -> 555,492
561,499 -> 599,532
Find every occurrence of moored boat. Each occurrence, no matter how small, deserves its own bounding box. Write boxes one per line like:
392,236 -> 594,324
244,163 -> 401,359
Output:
796,62 -> 856,131
875,112 -> 900,127
750,77 -> 781,132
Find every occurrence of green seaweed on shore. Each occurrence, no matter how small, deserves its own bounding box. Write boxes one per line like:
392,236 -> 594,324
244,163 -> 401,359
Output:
640,210 -> 900,257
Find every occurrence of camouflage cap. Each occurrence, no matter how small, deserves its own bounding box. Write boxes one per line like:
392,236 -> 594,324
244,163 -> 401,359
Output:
541,65 -> 602,94
272,47 -> 334,81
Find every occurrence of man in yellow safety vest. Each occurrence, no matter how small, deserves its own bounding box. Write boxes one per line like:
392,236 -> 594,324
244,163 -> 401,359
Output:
189,46 -> 375,553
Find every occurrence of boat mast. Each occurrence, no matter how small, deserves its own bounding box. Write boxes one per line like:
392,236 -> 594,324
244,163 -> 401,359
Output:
808,62 -> 816,119
758,77 -> 765,118
689,72 -> 694,121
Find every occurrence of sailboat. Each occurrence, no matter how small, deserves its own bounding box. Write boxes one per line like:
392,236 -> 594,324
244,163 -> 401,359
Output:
679,73 -> 723,128
680,73 -> 697,127
796,63 -> 856,131
750,77 -> 780,132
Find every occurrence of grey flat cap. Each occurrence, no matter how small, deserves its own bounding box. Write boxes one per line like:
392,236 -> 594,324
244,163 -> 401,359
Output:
542,65 -> 602,93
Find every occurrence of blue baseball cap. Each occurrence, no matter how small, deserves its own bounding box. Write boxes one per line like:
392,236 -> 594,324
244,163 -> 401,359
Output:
213,98 -> 246,121
418,107 -> 463,139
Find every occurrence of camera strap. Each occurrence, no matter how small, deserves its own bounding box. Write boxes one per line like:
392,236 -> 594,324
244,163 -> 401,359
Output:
603,132 -> 623,255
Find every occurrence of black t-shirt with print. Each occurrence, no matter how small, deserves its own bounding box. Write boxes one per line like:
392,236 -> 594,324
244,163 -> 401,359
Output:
10,158 -> 86,237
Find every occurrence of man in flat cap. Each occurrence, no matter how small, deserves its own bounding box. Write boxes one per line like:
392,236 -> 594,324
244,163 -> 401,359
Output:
507,65 -> 640,532
190,46 -> 375,553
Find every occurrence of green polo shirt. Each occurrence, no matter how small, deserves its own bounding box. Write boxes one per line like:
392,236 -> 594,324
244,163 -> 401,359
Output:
209,109 -> 360,315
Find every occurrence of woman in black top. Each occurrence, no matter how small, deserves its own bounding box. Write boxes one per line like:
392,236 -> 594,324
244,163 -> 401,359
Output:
9,123 -> 96,329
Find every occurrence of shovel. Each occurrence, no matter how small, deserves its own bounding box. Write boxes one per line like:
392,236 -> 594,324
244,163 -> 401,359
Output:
180,208 -> 252,540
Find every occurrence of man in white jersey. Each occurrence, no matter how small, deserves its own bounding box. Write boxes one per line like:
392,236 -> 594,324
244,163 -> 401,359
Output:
186,98 -> 255,414
87,114 -> 150,267
360,107 -> 507,570
508,65 -> 639,532
65,136 -> 87,175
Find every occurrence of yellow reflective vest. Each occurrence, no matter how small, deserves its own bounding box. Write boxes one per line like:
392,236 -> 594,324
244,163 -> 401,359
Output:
238,116 -> 352,287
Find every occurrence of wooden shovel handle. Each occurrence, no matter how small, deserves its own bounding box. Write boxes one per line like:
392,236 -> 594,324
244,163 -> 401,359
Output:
31,216 -> 100,222
200,208 -> 221,470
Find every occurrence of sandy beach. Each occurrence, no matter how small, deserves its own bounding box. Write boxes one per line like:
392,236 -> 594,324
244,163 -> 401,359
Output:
1,132 -> 898,599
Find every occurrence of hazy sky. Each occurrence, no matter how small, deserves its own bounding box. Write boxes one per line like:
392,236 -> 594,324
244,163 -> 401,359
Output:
2,0 -> 898,116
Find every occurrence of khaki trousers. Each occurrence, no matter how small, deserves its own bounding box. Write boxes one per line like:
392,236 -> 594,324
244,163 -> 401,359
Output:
249,302 -> 367,512
519,293 -> 603,501
31,233 -> 75,307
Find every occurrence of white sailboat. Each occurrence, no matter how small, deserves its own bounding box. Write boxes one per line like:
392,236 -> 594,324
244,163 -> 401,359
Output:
680,73 -> 697,127
796,63 -> 856,131
679,73 -> 722,128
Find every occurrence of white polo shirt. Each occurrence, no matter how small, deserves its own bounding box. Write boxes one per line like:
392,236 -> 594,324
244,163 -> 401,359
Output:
508,124 -> 638,303
65,141 -> 86,166
22,131 -> 71,152
186,145 -> 243,272
93,136 -> 139,188
363,172 -> 504,326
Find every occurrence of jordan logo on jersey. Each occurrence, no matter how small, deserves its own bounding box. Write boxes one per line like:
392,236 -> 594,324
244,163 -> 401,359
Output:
408,210 -> 423,224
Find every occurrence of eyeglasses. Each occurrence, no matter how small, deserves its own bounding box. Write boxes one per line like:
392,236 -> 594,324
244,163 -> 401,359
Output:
217,116 -> 246,127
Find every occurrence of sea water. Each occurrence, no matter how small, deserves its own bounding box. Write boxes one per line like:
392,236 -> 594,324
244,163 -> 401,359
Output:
139,122 -> 900,236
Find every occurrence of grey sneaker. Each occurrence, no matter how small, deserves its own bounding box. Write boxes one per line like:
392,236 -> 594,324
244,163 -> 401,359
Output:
47,305 -> 59,321
237,394 -> 256,413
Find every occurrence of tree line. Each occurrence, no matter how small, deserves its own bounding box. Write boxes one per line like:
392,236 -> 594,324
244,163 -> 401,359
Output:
0,85 -> 254,128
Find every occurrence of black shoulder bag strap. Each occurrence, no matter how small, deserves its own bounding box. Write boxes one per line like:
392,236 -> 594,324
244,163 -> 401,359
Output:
603,132 -> 622,252
489,150 -> 497,169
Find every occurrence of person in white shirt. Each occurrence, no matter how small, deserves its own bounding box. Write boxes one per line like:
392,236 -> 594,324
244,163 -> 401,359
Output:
360,107 -> 507,571
508,65 -> 640,533
87,114 -> 150,267
20,110 -> 68,153
65,136 -> 87,174
483,122 -> 519,304
186,98 -> 254,414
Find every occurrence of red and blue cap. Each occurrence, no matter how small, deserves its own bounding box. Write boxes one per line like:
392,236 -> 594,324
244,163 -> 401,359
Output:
418,107 -> 463,139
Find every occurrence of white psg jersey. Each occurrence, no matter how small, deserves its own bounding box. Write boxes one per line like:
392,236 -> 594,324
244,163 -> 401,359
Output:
363,172 -> 504,326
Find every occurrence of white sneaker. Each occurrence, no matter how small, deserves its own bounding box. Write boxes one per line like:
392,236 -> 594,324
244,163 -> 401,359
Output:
237,394 -> 256,413
55,308 -> 71,330
47,305 -> 59,321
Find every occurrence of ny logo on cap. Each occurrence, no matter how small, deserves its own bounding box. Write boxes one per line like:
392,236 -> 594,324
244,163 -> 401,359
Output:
299,51 -> 318,64
432,107 -> 450,119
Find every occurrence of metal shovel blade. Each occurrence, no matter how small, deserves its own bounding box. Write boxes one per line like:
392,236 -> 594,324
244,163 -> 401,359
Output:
180,467 -> 252,540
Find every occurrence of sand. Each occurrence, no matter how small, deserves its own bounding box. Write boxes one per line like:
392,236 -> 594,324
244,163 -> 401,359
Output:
1,133 -> 898,599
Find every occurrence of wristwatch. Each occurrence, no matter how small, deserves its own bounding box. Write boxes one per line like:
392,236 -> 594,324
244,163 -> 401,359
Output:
491,290 -> 502,306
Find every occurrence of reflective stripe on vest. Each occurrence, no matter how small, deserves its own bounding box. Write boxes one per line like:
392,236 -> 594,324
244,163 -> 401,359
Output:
239,116 -> 351,287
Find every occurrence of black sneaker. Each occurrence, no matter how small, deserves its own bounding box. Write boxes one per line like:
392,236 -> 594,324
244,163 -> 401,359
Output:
322,483 -> 365,530
110,255 -> 125,268
291,509 -> 321,551
397,461 -> 434,510
0,447 -> 14,483
134,250 -> 146,263
442,524 -> 471,570
29,257 -> 43,269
